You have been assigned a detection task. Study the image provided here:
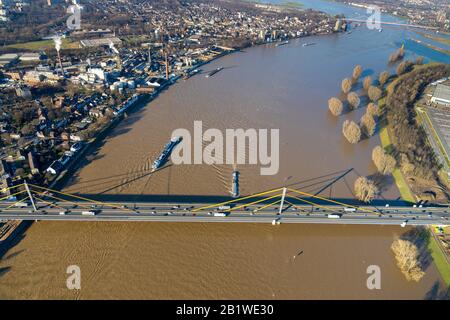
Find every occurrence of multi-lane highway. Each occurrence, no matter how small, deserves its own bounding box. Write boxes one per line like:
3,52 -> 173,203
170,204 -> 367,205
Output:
0,200 -> 449,226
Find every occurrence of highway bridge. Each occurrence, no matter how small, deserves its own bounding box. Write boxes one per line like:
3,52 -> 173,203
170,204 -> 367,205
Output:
0,183 -> 448,226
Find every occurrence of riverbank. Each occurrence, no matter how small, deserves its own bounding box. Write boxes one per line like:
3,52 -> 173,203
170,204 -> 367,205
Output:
378,64 -> 450,288
410,38 -> 450,56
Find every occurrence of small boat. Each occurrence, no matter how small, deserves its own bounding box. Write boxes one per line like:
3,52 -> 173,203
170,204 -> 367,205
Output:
302,42 -> 316,47
205,67 -> 224,78
275,40 -> 289,47
183,69 -> 200,80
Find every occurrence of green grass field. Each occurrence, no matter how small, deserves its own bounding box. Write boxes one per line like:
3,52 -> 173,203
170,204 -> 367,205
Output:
427,230 -> 450,287
3,38 -> 79,51
379,126 -> 415,202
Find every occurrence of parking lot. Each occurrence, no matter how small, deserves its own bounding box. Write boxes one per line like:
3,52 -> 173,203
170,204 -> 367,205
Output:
425,107 -> 450,163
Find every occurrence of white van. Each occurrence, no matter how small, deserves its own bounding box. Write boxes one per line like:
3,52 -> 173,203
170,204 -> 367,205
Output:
328,214 -> 342,219
214,212 -> 229,217
81,211 -> 97,216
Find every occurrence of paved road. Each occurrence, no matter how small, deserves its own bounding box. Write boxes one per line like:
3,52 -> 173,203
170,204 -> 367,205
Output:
0,201 -> 448,226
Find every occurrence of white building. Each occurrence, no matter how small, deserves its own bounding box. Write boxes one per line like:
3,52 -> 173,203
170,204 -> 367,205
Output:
431,84 -> 450,106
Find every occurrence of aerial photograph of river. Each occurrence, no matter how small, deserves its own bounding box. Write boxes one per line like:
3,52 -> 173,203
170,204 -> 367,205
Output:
0,0 -> 449,301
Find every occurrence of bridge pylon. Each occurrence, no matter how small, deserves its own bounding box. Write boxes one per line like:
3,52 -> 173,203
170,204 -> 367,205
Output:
279,187 -> 287,214
24,181 -> 37,212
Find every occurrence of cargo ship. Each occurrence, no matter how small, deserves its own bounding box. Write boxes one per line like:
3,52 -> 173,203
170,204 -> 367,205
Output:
152,136 -> 183,171
205,67 -> 223,78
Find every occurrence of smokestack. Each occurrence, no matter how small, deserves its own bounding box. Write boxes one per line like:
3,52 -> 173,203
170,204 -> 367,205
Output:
57,51 -> 65,76
53,36 -> 65,76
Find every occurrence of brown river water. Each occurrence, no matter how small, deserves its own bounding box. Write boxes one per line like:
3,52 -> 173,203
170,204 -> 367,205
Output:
0,29 -> 447,299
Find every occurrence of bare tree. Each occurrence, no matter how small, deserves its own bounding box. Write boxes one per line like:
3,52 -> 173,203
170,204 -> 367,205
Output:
379,71 -> 390,87
396,60 -> 412,75
363,76 -> 372,91
342,120 -> 361,144
353,64 -> 363,80
341,78 -> 352,94
347,92 -> 360,109
391,239 -> 425,282
328,97 -> 343,116
354,176 -> 378,202
372,146 -> 396,175
368,85 -> 382,102
415,56 -> 424,65
360,112 -> 376,137
367,103 -> 379,117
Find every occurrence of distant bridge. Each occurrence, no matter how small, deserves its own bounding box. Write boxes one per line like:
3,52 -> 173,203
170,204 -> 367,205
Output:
0,183 -> 448,226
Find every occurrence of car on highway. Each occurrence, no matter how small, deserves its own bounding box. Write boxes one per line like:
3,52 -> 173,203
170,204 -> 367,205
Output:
214,212 -> 229,217
14,202 -> 30,208
82,210 -> 98,216
327,214 -> 342,219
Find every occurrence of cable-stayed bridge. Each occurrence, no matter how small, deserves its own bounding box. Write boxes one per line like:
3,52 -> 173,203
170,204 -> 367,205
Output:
0,182 -> 448,226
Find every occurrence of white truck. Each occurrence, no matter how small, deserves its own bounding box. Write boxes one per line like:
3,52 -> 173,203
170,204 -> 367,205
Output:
14,202 -> 29,208
81,210 -> 97,216
214,212 -> 229,217
328,214 -> 342,219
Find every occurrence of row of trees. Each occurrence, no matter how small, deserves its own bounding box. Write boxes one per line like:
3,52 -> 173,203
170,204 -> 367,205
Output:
327,65 -> 388,202
385,63 -> 450,180
328,65 -> 385,146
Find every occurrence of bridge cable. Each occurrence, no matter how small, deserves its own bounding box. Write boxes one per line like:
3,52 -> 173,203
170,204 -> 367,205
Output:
0,183 -> 24,194
287,188 -> 379,214
285,194 -> 343,215
0,189 -> 27,202
252,199 -> 282,214
221,193 -> 283,213
34,191 -> 94,210
2,195 -> 31,211
28,184 -> 135,212
32,194 -> 65,211
192,187 -> 284,212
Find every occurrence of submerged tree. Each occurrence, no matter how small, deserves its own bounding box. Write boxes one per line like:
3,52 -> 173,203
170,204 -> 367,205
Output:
328,97 -> 343,116
415,56 -> 424,65
391,239 -> 425,282
353,64 -> 363,80
368,85 -> 382,102
341,78 -> 353,94
342,120 -> 361,144
363,76 -> 372,91
347,92 -> 360,109
367,102 -> 379,117
360,112 -> 376,137
372,146 -> 396,175
354,176 -> 378,202
379,71 -> 390,87
396,60 -> 412,75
